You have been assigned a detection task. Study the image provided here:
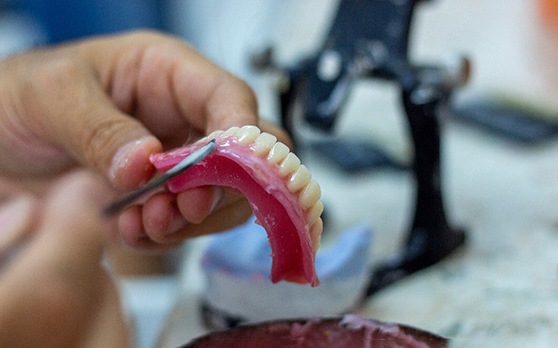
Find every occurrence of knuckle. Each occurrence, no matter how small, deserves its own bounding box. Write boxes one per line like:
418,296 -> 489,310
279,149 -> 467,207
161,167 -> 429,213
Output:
81,117 -> 134,170
32,57 -> 88,92
23,56 -> 92,119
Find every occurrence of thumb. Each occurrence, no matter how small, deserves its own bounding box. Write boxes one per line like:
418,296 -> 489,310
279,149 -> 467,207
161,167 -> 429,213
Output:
25,59 -> 162,189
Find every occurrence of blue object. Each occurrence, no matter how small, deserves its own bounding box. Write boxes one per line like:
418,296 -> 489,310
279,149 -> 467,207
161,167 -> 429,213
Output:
18,0 -> 166,43
201,216 -> 373,322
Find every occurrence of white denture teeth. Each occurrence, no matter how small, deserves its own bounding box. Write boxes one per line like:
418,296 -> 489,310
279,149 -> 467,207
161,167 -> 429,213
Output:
287,165 -> 311,193
251,132 -> 277,156
310,219 -> 323,249
222,126 -> 240,137
267,142 -> 290,164
306,200 -> 324,224
236,125 -> 261,144
278,153 -> 301,178
215,127 -> 323,235
207,130 -> 224,140
299,179 -> 321,211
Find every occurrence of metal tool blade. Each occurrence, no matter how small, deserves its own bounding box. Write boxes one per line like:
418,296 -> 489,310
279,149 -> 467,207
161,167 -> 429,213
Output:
103,139 -> 216,216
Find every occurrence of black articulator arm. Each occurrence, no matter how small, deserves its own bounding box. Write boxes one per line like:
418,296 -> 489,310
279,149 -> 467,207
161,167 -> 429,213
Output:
366,70 -> 467,295
254,0 -> 468,296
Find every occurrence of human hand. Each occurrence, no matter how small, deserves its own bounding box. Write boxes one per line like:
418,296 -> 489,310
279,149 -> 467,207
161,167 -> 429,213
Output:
0,30 -> 288,248
0,171 -> 129,347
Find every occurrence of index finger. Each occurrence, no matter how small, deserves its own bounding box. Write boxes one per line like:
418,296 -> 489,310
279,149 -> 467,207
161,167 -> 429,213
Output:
81,31 -> 259,138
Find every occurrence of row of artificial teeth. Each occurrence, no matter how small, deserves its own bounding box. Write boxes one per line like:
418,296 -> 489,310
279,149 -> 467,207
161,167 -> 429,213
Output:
208,125 -> 323,248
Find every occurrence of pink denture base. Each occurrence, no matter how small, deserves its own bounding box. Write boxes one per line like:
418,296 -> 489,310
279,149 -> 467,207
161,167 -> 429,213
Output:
150,136 -> 319,286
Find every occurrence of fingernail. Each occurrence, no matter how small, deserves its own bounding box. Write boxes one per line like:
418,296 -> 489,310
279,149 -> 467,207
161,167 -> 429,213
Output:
209,187 -> 223,215
109,136 -> 161,189
166,213 -> 188,236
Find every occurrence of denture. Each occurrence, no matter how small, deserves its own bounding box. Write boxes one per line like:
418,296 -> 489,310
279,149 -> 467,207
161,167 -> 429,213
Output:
150,125 -> 323,286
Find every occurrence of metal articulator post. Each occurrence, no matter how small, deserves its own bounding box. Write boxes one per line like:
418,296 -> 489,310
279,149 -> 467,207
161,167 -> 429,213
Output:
365,67 -> 467,295
254,0 -> 468,297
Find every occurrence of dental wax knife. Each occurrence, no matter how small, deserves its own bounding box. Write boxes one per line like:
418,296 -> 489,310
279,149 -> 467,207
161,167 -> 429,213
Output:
103,139 -> 216,216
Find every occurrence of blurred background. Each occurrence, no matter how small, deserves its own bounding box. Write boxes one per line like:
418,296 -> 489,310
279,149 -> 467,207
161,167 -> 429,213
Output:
2,1 -> 558,347
2,0 -> 557,111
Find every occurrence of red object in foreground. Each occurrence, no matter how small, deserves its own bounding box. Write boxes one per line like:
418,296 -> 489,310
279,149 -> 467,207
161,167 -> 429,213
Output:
150,126 -> 323,286
181,315 -> 448,348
